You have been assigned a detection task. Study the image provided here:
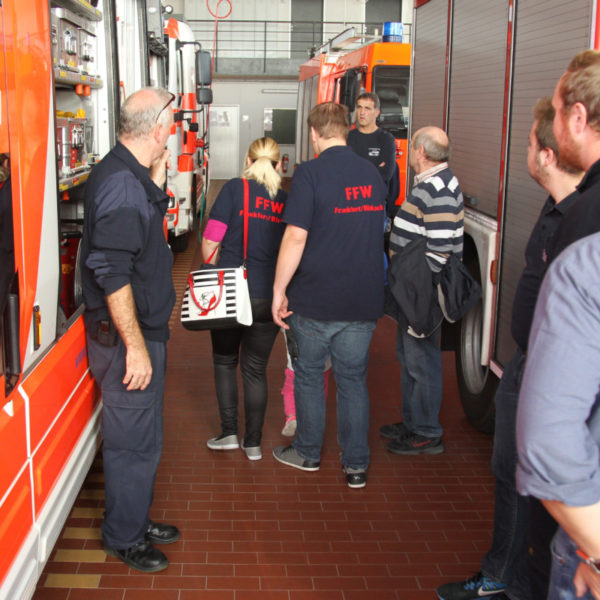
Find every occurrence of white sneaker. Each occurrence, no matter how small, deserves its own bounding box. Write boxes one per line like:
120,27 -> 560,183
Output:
281,416 -> 297,437
207,434 -> 239,450
241,441 -> 262,461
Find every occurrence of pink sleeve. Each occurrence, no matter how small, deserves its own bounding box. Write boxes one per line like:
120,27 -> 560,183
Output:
203,219 -> 228,242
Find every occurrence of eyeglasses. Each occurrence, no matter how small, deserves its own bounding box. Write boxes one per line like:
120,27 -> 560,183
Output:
156,92 -> 176,124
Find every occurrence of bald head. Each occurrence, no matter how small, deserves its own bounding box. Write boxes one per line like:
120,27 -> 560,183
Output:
118,87 -> 174,141
412,126 -> 451,163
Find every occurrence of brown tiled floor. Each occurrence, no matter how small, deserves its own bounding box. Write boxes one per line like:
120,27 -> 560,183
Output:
33,182 -> 495,600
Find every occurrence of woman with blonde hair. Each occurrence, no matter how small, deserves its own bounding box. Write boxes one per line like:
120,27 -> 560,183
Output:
202,137 -> 287,460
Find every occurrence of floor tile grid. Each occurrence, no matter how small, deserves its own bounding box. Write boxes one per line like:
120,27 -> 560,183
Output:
33,180 -> 495,599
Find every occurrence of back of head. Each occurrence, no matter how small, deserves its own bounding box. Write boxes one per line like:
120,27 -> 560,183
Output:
242,137 -> 282,198
356,91 -> 380,111
118,87 -> 173,141
559,49 -> 600,133
307,102 -> 350,140
533,96 -> 579,174
413,126 -> 450,162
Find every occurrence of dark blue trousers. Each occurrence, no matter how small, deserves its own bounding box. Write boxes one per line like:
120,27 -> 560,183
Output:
86,334 -> 166,549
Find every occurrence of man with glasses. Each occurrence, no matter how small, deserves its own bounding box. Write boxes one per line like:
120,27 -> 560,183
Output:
81,87 -> 178,572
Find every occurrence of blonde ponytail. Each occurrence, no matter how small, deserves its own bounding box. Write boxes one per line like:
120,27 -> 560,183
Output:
242,137 -> 282,198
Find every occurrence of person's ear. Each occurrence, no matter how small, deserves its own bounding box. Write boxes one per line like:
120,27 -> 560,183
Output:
570,102 -> 588,135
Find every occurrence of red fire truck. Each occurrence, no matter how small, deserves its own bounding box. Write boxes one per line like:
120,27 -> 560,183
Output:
411,0 -> 600,431
0,1 -> 209,597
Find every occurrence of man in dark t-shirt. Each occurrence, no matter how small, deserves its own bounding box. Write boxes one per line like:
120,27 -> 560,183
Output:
272,102 -> 386,489
348,92 -> 399,221
347,92 -> 396,186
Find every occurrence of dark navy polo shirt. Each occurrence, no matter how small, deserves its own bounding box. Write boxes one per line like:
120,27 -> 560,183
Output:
511,190 -> 579,352
81,142 -> 175,342
284,145 -> 386,321
209,177 -> 287,300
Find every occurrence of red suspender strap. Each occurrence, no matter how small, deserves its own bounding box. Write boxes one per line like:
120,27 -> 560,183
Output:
242,178 -> 249,262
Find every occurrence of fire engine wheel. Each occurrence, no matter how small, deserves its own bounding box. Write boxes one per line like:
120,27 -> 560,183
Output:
455,297 -> 499,434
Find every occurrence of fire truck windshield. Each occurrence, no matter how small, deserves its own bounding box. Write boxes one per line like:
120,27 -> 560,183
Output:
373,65 -> 409,139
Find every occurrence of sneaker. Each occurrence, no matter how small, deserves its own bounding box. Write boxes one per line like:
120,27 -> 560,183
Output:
379,421 -> 411,440
436,572 -> 506,599
343,467 -> 366,489
206,434 -> 239,450
241,440 -> 262,461
387,433 -> 444,455
273,445 -> 320,471
281,416 -> 297,437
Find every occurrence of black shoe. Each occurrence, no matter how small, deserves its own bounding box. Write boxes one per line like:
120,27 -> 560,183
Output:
103,540 -> 168,572
379,421 -> 411,440
387,433 -> 444,455
436,571 -> 507,599
146,520 -> 180,545
344,468 -> 366,489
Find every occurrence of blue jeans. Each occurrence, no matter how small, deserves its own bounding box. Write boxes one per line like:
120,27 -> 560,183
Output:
548,528 -> 594,600
288,313 -> 376,470
396,325 -> 443,437
481,349 -> 531,599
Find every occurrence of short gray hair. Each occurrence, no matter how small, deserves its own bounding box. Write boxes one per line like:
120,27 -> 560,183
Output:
412,129 -> 451,162
118,87 -> 173,139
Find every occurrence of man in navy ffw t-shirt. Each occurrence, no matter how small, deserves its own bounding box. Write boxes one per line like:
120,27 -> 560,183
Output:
271,102 -> 386,489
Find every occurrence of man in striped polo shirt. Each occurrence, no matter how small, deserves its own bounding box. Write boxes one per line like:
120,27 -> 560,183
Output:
382,126 -> 463,455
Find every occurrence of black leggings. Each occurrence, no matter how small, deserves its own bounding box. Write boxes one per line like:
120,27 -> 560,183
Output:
210,298 -> 279,446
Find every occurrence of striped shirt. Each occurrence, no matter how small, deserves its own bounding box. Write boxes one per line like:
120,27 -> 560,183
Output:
389,163 -> 464,273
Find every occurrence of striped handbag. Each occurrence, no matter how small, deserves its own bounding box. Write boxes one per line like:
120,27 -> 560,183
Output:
180,179 -> 253,330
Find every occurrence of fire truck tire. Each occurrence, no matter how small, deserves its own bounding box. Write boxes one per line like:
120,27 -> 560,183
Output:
456,297 -> 499,434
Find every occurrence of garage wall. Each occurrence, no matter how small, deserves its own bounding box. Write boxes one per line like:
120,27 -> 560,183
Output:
210,79 -> 298,177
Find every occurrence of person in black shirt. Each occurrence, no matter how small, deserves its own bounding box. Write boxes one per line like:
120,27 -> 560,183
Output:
547,50 -> 600,263
201,137 -> 287,461
271,102 -> 386,489
347,92 -> 396,187
81,87 -> 178,573
436,97 -> 582,600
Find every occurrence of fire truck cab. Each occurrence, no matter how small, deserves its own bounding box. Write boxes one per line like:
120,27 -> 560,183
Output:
296,28 -> 411,206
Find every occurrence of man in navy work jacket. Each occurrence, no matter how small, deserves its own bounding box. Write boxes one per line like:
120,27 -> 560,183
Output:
437,97 -> 582,600
272,101 -> 386,489
381,126 -> 463,456
81,87 -> 178,572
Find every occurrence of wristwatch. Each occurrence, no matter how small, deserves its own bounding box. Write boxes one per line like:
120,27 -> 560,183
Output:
576,549 -> 600,574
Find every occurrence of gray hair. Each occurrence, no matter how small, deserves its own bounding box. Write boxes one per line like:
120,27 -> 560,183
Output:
118,87 -> 173,139
413,129 -> 451,162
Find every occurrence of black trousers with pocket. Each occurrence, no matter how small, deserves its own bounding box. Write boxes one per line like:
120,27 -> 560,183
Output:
87,333 -> 166,549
